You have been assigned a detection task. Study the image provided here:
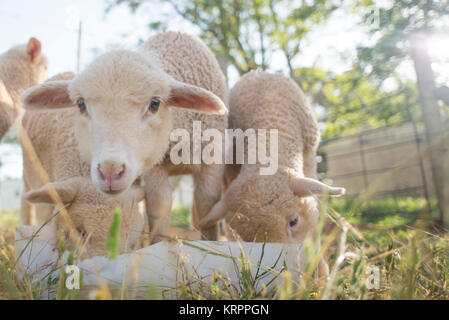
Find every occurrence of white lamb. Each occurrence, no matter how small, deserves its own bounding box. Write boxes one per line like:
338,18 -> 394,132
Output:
21,31 -> 228,241
199,71 -> 346,276
21,72 -> 147,257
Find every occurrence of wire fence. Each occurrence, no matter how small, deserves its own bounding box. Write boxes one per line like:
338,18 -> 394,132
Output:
319,118 -> 449,218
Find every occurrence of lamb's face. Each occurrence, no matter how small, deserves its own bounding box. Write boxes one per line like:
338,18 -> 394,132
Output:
21,50 -> 226,196
227,184 -> 320,244
200,170 -> 344,244
66,183 -> 146,257
25,177 -> 146,258
70,50 -> 173,195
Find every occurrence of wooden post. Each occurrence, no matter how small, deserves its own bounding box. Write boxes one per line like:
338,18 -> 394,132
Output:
359,134 -> 369,192
405,94 -> 432,215
216,55 -> 229,86
410,31 -> 448,228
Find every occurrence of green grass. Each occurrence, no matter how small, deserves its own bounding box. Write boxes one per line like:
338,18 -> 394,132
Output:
0,210 -> 20,245
329,196 -> 436,246
106,208 -> 122,259
0,210 -> 20,227
330,196 -> 434,224
1,197 -> 449,300
170,205 -> 191,228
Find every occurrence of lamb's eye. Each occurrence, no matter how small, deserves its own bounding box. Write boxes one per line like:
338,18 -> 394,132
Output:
77,98 -> 87,114
77,228 -> 88,241
289,216 -> 299,228
149,97 -> 161,113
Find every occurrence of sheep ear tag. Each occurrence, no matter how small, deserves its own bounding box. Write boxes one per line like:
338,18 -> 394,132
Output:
168,80 -> 227,115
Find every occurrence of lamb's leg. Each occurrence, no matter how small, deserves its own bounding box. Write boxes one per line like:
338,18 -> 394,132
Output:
143,166 -> 172,244
192,164 -> 224,240
0,102 -> 13,142
223,163 -> 241,191
20,180 -> 34,225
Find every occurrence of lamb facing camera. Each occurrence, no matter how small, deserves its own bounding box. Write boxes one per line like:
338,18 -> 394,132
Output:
21,32 -> 229,241
21,72 -> 147,258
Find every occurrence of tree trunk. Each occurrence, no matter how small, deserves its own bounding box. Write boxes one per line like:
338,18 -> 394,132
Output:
216,55 -> 229,87
410,32 -> 449,228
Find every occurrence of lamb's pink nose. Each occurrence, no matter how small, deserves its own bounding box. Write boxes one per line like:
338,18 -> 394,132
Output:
97,162 -> 126,190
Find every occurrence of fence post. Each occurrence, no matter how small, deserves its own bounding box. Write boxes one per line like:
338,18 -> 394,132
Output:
405,94 -> 432,215
358,133 -> 369,193
411,32 -> 448,228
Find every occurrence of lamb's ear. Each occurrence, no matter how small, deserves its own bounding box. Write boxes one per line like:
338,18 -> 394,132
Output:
21,80 -> 74,110
168,80 -> 227,115
26,37 -> 42,63
25,180 -> 80,204
198,198 -> 228,228
289,175 -> 346,198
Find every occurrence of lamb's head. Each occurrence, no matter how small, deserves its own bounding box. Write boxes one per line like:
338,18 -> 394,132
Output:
6,38 -> 47,87
21,50 -> 227,195
228,196 -> 321,244
24,177 -> 146,257
200,171 -> 345,244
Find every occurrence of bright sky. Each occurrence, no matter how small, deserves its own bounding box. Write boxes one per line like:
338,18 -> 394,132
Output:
0,0 -> 447,181
0,0 -> 153,75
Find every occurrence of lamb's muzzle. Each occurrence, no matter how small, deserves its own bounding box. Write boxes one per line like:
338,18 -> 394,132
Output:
96,161 -> 127,194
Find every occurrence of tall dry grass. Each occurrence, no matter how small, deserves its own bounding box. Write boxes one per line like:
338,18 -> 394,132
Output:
1,195 -> 449,300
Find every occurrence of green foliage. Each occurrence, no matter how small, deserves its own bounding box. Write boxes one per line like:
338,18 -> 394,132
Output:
330,196 -> 434,246
106,207 -> 122,259
105,0 -> 431,138
354,0 -> 449,84
106,0 -> 338,76
330,196 -> 432,218
299,66 -> 421,138
0,210 -> 20,229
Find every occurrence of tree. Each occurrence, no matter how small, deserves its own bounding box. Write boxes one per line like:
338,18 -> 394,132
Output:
355,0 -> 449,83
106,0 -> 431,140
106,0 -> 338,80
355,0 -> 449,227
296,65 -> 420,139
107,0 -> 406,136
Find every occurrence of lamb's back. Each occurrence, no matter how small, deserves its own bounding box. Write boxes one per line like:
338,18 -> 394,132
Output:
142,31 -> 228,166
229,71 -> 319,153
